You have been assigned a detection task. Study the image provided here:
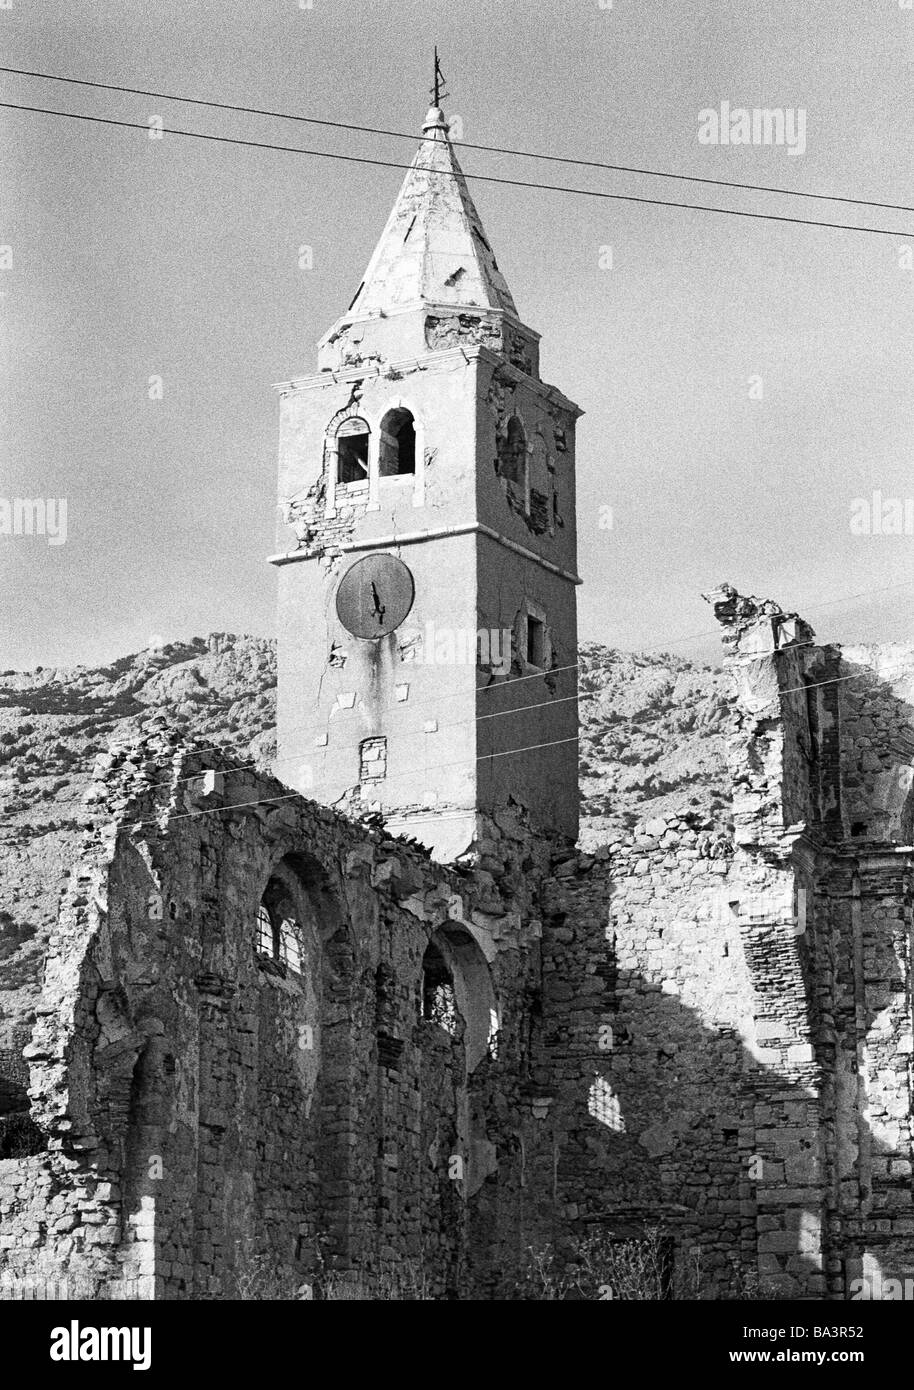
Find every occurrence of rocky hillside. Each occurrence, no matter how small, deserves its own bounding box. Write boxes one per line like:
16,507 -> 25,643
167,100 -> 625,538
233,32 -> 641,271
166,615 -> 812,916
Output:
0,633 -> 732,1049
577,642 -> 732,849
0,635 -> 276,1053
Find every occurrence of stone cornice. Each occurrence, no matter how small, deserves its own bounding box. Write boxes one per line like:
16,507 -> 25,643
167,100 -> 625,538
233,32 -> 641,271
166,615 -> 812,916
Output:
272,344 -> 582,417
267,520 -> 582,584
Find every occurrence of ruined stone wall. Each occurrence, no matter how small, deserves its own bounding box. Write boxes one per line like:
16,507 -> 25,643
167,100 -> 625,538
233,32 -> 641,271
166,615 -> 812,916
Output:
504,590 -> 914,1301
522,820 -> 832,1297
694,589 -> 913,1297
837,644 -> 914,842
816,847 -> 914,1293
7,721 -> 813,1300
535,829 -> 755,1297
3,587 -> 914,1300
0,729 -> 553,1299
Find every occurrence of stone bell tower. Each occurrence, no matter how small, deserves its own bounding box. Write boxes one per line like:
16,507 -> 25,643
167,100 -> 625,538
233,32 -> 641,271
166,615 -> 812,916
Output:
270,98 -> 582,860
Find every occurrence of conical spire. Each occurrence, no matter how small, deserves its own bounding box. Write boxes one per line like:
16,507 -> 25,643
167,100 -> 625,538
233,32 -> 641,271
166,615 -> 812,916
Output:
348,106 -> 518,319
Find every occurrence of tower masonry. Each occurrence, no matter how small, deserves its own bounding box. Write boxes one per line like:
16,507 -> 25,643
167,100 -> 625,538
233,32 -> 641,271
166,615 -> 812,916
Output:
270,102 -> 582,859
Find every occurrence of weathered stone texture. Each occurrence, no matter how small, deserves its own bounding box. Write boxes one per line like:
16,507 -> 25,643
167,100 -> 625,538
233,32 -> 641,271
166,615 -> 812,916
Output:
0,724 -> 551,1298
2,578 -> 914,1302
2,585 -> 914,1298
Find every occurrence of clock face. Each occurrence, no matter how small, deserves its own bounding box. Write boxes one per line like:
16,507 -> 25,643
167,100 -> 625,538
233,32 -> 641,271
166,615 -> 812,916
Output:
335,554 -> 415,639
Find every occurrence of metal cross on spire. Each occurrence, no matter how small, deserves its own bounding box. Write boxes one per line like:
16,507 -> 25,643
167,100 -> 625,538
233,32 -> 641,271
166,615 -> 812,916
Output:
431,47 -> 449,107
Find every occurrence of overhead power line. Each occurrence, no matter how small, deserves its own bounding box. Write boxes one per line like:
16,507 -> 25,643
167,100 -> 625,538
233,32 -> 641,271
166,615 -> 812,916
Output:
123,639 -> 914,832
139,732 -> 584,830
606,578 -> 914,659
2,64 -> 912,217
130,632 -> 914,800
62,576 -> 914,776
1,101 -> 912,240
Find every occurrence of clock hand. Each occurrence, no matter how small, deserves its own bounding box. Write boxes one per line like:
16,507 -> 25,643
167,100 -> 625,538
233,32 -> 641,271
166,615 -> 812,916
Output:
370,581 -> 386,626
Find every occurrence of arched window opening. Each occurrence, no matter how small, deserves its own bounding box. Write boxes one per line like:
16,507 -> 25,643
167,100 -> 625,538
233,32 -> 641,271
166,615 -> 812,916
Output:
335,417 -> 370,486
379,408 -> 416,477
255,877 -> 305,974
487,1007 -> 500,1061
421,941 -> 460,1036
256,903 -> 273,957
497,416 -> 526,486
419,926 -> 498,1073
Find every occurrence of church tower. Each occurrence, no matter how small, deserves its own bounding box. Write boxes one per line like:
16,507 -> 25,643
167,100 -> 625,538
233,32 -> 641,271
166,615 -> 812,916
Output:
270,98 -> 582,860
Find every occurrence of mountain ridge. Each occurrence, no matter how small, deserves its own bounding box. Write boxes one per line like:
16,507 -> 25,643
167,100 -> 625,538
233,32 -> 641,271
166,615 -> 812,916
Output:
0,632 -> 733,1048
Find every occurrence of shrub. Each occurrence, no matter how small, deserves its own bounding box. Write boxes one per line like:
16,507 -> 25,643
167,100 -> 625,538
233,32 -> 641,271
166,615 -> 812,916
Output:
510,1228 -> 705,1301
0,1111 -> 45,1158
0,915 -> 36,962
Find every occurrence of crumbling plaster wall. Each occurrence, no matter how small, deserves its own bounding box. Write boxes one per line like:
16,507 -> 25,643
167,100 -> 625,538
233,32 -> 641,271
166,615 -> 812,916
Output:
275,353 -> 485,852
476,354 -> 579,563
276,527 -> 484,857
475,537 -> 580,844
276,351 -> 479,555
275,343 -> 583,854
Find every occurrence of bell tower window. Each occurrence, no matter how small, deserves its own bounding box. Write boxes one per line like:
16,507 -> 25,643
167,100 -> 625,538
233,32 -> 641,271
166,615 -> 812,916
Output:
379,408 -> 416,477
497,416 -> 527,487
335,417 -> 370,486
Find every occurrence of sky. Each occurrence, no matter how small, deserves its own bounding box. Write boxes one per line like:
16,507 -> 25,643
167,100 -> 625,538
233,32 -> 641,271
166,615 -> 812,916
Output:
1,0 -> 913,671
